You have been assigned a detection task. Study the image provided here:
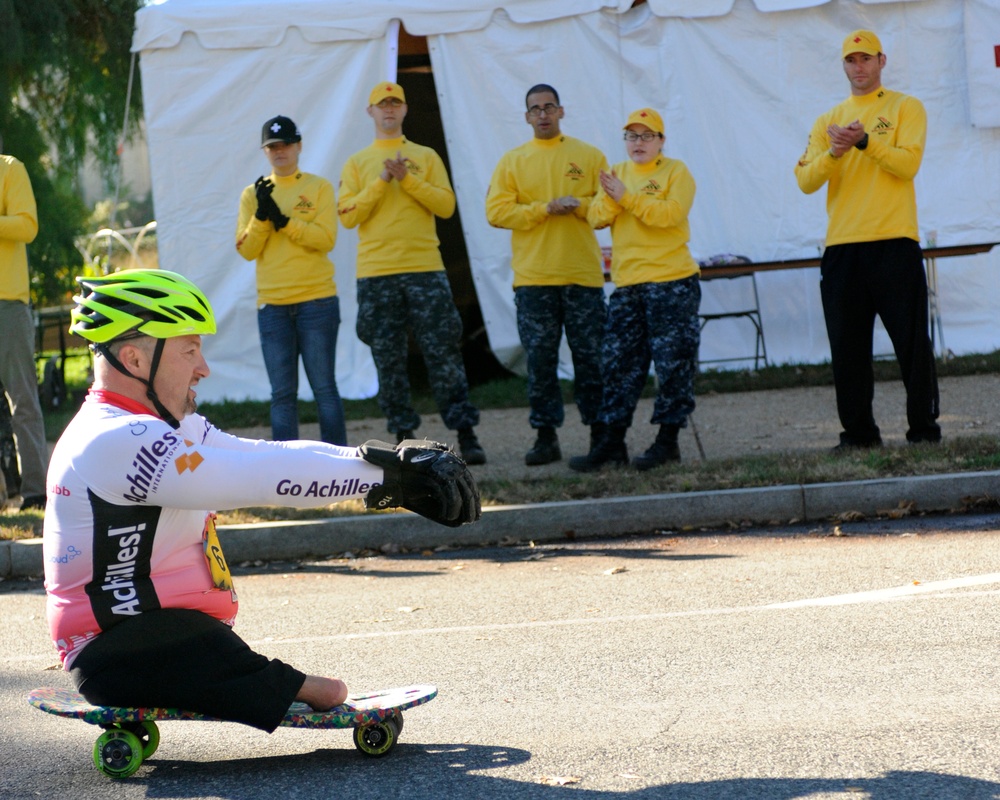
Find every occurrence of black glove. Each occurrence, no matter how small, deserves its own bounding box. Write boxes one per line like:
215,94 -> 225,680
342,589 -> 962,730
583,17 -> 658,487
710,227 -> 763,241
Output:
254,176 -> 274,221
360,439 -> 481,528
261,192 -> 290,230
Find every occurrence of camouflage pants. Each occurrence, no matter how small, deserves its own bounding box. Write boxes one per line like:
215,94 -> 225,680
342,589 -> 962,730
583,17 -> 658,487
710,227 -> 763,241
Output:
514,284 -> 606,429
598,276 -> 701,428
356,272 -> 479,435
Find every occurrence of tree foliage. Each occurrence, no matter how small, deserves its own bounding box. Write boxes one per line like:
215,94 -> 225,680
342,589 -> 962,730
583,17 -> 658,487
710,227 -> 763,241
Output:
0,0 -> 143,306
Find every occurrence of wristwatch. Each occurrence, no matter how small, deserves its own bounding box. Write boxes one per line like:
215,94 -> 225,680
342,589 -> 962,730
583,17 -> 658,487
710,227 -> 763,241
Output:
855,133 -> 869,151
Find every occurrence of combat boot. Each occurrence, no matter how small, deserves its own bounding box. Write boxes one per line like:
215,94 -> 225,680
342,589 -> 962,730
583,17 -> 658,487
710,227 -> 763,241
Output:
525,427 -> 561,466
457,427 -> 486,465
632,424 -> 681,471
568,424 -> 628,472
587,422 -> 605,451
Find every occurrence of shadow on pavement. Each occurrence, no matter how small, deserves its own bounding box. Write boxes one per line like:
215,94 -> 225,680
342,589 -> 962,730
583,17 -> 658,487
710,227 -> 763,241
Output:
100,745 -> 1000,800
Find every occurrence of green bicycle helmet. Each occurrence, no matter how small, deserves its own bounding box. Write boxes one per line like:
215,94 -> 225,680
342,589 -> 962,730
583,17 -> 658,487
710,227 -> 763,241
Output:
71,269 -> 216,429
71,268 -> 216,344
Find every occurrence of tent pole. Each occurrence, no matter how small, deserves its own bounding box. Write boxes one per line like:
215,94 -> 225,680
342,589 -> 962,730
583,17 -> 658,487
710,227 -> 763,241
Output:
386,19 -> 400,81
108,50 -> 138,237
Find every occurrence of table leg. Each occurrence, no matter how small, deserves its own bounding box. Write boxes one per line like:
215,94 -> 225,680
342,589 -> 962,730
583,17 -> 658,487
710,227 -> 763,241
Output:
924,255 -> 946,358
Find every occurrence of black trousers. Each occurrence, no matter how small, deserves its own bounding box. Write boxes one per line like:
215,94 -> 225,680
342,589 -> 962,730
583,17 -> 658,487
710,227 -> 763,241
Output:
70,609 -> 306,732
820,238 -> 940,445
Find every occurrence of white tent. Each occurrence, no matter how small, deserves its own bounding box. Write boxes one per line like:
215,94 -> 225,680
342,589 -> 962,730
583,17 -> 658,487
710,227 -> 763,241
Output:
133,0 -> 1000,404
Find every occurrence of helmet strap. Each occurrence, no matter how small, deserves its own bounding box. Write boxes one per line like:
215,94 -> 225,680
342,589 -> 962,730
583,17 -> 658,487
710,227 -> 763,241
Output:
94,338 -> 182,429
144,338 -> 182,429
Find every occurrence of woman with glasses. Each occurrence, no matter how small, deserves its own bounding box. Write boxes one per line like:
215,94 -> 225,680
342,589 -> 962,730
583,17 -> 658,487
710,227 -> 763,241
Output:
569,109 -> 701,472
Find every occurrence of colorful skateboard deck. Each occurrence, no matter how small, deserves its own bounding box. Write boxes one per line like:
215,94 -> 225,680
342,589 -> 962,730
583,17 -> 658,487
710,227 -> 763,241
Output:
28,684 -> 437,777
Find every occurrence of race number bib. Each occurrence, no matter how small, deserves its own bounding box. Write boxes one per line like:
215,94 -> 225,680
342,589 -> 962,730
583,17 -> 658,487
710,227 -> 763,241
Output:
202,514 -> 236,598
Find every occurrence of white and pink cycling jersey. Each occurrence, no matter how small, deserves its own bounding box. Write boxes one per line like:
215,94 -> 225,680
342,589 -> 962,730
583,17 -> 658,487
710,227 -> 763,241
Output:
43,390 -> 382,669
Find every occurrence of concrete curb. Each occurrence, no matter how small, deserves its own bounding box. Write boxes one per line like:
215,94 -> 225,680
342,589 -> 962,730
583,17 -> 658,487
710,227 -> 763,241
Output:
4,470 -> 998,580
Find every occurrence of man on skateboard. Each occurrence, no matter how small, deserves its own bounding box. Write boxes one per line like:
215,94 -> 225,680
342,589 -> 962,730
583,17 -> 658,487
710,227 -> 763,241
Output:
42,269 -> 479,732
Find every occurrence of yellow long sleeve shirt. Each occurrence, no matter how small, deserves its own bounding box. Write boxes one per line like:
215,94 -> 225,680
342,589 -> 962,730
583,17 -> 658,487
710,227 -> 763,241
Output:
588,156 -> 700,287
235,170 -> 337,306
794,87 -> 925,246
0,155 -> 39,303
485,135 -> 607,289
337,137 -> 455,278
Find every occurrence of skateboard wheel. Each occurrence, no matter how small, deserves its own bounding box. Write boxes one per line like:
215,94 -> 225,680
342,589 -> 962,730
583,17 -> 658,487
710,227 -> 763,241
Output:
121,720 -> 160,759
93,729 -> 144,778
353,717 -> 400,758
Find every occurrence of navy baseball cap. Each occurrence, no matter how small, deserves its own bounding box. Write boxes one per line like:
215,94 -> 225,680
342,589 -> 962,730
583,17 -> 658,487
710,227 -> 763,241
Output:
261,115 -> 302,147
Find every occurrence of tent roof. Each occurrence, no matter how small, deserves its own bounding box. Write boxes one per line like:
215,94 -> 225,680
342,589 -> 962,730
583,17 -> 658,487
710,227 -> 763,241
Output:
134,0 -> 624,50
133,0 -> 924,52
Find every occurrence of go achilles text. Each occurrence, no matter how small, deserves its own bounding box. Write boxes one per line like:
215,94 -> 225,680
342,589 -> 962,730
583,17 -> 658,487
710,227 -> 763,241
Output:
124,430 -> 180,502
276,477 -> 374,498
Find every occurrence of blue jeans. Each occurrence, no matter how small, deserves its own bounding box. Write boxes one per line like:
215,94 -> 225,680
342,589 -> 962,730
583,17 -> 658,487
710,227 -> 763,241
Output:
257,296 -> 347,445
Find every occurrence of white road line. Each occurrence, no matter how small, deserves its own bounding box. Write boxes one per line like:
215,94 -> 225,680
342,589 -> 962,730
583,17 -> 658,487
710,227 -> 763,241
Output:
762,572 -> 1000,609
253,573 -> 1000,647
8,574 -> 999,660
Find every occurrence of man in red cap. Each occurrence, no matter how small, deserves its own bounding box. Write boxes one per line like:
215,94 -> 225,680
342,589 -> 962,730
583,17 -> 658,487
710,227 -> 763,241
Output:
795,30 -> 940,451
338,82 -> 486,465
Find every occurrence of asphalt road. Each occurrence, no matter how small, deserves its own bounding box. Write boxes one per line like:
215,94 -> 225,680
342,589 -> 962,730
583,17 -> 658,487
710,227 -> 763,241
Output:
3,512 -> 1000,799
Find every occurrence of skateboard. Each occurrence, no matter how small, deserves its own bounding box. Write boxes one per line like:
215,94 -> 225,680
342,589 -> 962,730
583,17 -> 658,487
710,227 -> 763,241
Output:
28,684 -> 437,778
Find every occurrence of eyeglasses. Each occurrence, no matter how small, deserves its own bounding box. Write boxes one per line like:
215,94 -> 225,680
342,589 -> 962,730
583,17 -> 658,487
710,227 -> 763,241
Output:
527,103 -> 560,118
375,98 -> 404,109
624,131 -> 661,142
